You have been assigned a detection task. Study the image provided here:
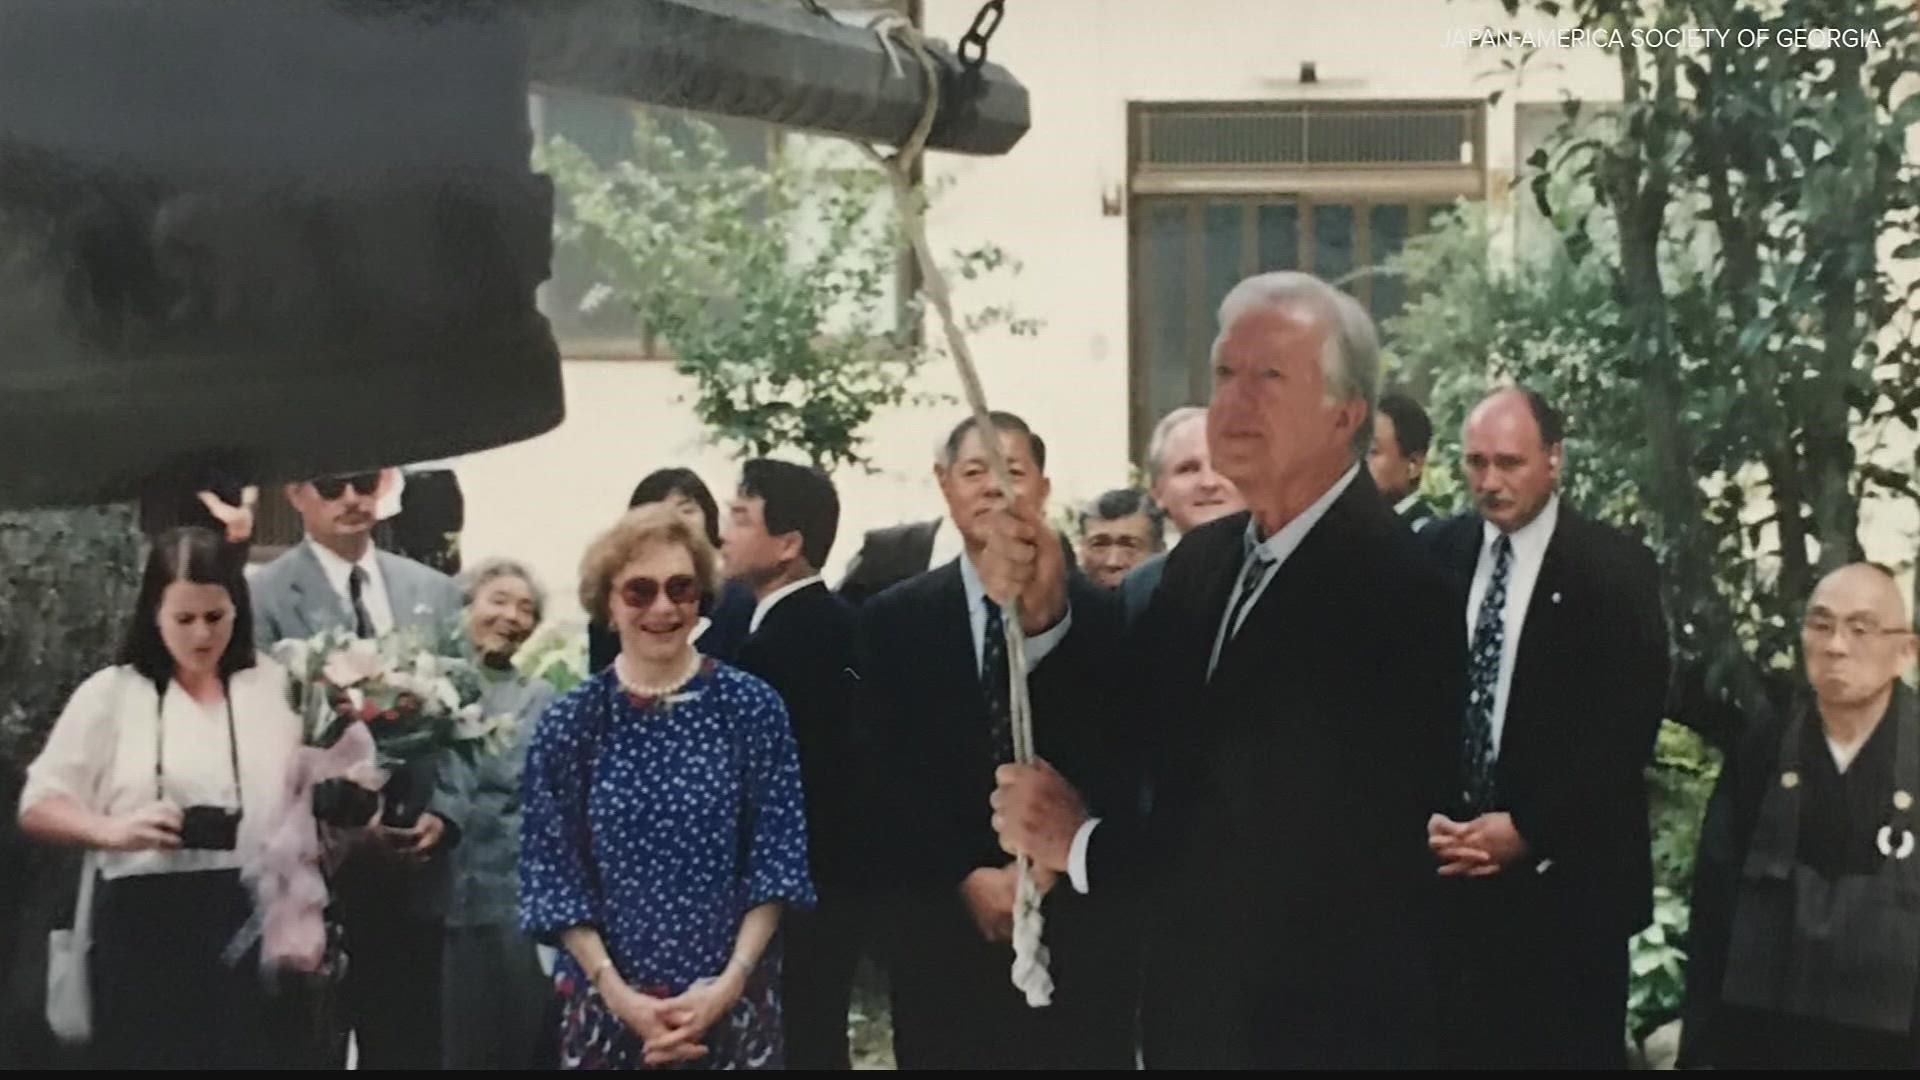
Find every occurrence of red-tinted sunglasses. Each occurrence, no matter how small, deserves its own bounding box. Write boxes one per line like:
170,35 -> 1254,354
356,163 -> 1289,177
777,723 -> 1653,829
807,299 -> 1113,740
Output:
618,574 -> 701,609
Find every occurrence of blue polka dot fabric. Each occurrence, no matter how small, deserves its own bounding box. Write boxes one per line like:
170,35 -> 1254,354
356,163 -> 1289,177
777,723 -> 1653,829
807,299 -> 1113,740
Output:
518,658 -> 816,1003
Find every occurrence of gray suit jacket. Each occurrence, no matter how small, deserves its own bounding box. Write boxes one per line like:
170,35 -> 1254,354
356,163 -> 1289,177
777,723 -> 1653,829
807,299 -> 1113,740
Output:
249,542 -> 471,918
251,543 -> 464,650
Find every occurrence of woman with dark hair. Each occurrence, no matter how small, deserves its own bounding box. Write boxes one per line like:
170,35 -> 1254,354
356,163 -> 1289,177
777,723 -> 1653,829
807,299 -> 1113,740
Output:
586,468 -> 755,672
18,527 -> 306,1067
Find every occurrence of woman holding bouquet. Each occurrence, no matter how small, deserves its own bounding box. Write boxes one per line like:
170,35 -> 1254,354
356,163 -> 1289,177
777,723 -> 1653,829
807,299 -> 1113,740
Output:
443,557 -> 559,1068
520,503 -> 815,1069
17,526 -> 310,1067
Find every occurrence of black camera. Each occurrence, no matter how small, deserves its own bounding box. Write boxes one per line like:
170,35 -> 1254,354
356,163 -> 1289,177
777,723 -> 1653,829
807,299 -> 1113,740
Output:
177,805 -> 242,851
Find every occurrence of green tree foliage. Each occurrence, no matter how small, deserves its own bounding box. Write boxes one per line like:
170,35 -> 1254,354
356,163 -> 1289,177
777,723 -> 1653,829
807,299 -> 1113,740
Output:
1408,0 -> 1920,744
0,506 -> 143,1062
541,114 -> 1037,473
1397,0 -> 1920,1043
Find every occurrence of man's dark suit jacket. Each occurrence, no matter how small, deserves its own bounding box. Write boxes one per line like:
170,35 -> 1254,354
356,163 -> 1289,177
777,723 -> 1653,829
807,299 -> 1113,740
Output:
1084,470 -> 1466,1068
837,519 -> 942,607
857,560 -> 1136,1068
731,581 -> 868,893
1399,495 -> 1439,532
1420,508 -> 1669,939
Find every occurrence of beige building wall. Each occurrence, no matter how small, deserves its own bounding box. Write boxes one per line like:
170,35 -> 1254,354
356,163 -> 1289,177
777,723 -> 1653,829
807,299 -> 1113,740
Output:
454,0 -> 1915,624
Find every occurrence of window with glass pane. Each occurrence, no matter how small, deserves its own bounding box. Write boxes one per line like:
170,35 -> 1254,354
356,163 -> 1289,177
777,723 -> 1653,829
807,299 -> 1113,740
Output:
531,90 -> 775,358
1131,196 -> 1439,457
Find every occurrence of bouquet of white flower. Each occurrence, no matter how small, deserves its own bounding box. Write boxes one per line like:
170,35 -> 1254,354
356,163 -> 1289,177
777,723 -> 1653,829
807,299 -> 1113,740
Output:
272,627 -> 514,824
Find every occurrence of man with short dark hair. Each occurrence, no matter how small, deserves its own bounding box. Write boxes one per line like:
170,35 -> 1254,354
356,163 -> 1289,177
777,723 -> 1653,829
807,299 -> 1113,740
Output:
721,458 -> 868,1070
1371,391 -> 1437,531
1419,386 -> 1669,1068
1078,488 -> 1162,589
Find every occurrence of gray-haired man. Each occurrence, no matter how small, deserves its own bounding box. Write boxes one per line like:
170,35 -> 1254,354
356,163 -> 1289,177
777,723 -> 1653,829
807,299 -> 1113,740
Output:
1119,406 -> 1244,619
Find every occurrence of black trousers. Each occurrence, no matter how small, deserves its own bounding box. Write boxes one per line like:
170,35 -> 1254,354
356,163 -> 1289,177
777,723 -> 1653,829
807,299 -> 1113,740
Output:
780,898 -> 865,1069
337,866 -> 444,1070
1435,876 -> 1630,1069
92,868 -> 306,1069
888,892 -> 1136,1070
442,923 -> 552,1069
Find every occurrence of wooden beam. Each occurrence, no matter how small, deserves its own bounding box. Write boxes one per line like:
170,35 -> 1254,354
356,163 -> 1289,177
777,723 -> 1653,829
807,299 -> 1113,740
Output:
526,0 -> 1029,155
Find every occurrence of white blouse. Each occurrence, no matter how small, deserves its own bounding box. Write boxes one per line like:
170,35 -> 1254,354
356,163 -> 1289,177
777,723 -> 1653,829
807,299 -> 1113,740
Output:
20,661 -> 303,880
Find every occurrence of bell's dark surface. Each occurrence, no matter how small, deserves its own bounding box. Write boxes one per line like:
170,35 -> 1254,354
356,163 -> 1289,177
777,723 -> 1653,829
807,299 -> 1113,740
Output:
0,0 -> 564,508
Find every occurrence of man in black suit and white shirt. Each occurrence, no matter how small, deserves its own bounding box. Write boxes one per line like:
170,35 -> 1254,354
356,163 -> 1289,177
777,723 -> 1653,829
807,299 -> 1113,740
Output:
1370,391 -> 1439,531
720,458 -> 867,1070
987,272 -> 1466,1068
858,412 -> 1136,1069
250,467 -> 469,1069
1418,387 -> 1669,1068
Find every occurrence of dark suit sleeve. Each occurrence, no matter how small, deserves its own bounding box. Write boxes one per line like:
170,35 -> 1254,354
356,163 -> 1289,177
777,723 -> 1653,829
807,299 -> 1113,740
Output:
1508,539 -> 1670,862
837,531 -> 900,609
853,589 -> 981,893
836,543 -> 875,607
1029,581 -> 1139,824
1079,579 -> 1167,897
1678,718 -> 1770,1068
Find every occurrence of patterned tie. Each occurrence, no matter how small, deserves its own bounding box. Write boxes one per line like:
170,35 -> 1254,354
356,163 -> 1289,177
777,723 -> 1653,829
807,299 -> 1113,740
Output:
348,566 -> 376,639
1461,534 -> 1513,813
1208,540 -> 1277,680
981,596 -> 1014,765
1223,542 -> 1277,644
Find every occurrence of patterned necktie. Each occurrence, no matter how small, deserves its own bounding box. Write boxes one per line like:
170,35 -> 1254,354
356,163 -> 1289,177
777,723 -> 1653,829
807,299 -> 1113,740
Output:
348,565 -> 376,639
981,596 -> 1014,765
1461,534 -> 1513,813
1223,542 -> 1277,644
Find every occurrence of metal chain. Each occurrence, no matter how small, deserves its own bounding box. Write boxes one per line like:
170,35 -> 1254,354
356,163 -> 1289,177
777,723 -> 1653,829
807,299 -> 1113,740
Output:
957,0 -> 1007,70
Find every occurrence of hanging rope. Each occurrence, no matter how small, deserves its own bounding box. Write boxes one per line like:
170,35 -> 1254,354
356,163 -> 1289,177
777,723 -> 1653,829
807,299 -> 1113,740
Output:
856,13 -> 1053,1008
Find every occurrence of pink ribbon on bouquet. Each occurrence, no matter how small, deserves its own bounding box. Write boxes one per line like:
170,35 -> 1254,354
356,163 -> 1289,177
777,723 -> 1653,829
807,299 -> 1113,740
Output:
242,721 -> 385,974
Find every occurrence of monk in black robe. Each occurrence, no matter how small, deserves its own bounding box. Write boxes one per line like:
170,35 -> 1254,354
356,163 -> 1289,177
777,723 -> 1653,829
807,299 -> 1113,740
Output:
1682,562 -> 1920,1068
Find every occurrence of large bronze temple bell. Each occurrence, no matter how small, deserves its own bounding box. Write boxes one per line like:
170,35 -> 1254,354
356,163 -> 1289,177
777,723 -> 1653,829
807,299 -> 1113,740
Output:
0,1 -> 564,508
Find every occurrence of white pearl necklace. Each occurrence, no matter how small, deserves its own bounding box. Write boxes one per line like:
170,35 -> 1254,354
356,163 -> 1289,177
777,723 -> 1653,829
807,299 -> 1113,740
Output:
615,650 -> 703,699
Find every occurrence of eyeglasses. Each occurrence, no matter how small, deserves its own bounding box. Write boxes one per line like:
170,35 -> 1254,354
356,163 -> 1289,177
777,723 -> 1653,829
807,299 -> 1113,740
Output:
1803,614 -> 1914,643
618,574 -> 701,609
309,472 -> 381,500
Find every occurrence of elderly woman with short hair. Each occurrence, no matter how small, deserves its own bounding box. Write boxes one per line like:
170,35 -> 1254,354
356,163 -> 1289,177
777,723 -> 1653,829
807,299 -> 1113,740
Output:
519,503 -> 815,1070
441,557 -> 559,1069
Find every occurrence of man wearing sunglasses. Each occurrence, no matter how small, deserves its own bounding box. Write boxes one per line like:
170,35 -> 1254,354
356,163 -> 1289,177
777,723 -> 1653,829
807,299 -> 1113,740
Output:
250,466 -> 469,1069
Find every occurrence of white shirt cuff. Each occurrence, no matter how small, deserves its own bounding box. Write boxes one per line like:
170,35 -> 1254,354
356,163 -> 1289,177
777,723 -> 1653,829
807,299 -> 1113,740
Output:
1067,817 -> 1101,895
1023,606 -> 1073,668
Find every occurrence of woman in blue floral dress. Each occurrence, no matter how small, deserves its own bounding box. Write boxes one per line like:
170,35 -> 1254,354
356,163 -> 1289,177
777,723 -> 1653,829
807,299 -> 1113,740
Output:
520,504 -> 815,1070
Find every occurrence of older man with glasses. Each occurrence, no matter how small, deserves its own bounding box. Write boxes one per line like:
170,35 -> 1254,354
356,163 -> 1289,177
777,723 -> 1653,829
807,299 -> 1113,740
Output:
1683,562 -> 1920,1069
